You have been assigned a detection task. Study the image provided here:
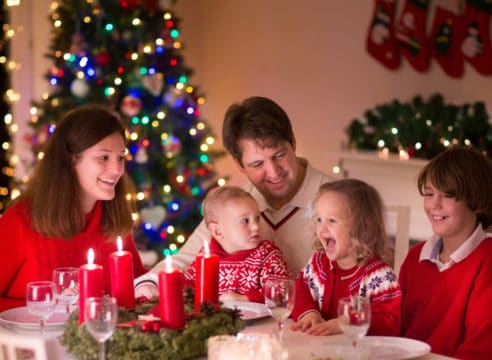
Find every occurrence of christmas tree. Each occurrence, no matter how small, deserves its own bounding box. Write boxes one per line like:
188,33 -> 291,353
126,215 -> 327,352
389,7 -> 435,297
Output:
0,1 -> 14,213
347,94 -> 492,160
28,0 -> 224,261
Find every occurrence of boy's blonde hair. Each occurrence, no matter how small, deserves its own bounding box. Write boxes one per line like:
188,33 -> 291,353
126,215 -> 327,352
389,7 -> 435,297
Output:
312,179 -> 391,265
417,146 -> 492,228
202,186 -> 256,225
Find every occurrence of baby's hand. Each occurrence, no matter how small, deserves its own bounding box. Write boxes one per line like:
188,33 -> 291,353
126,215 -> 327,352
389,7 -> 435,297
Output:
291,311 -> 323,332
219,291 -> 248,302
135,283 -> 158,299
304,318 -> 342,336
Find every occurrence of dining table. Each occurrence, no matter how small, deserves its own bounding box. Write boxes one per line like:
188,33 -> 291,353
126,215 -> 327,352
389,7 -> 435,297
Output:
243,317 -> 457,360
0,303 -> 458,360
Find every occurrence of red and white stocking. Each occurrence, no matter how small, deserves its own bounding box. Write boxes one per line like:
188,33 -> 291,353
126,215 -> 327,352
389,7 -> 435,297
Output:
395,0 -> 431,72
429,6 -> 464,77
366,0 -> 401,69
458,1 -> 492,75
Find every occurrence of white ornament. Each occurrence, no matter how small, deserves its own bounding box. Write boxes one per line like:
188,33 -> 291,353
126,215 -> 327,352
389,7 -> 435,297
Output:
70,79 -> 90,98
140,205 -> 167,230
135,147 -> 148,163
142,74 -> 164,96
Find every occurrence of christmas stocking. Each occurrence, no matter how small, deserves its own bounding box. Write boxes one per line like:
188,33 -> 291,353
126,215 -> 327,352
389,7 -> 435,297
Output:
429,6 -> 464,78
366,0 -> 401,69
395,0 -> 431,72
458,1 -> 492,75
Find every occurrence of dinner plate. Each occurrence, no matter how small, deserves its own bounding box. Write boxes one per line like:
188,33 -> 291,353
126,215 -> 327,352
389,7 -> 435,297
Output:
289,336 -> 430,360
0,306 -> 68,332
221,301 -> 270,322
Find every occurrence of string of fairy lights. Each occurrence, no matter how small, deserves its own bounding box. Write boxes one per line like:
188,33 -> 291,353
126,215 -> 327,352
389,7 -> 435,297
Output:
0,0 -> 22,211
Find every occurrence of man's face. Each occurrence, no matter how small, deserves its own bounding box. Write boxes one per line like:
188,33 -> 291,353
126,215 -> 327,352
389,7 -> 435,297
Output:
235,138 -> 299,209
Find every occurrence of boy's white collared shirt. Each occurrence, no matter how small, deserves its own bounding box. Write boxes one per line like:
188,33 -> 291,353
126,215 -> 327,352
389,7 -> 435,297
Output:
419,223 -> 490,272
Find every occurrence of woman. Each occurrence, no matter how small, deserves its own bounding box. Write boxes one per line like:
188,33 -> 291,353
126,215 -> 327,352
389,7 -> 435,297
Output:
0,104 -> 147,311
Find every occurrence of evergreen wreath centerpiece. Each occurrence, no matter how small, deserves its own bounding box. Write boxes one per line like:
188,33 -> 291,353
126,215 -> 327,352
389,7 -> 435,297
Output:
60,288 -> 245,360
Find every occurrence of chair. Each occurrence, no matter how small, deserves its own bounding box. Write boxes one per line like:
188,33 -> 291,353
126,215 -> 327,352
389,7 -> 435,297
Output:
386,205 -> 411,275
0,330 -> 59,360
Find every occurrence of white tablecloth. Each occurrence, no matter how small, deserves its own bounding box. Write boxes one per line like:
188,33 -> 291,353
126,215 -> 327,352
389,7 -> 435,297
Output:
243,317 -> 457,360
0,315 -> 457,360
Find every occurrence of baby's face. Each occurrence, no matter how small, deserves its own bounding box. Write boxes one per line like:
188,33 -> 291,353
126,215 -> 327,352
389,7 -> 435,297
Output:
216,197 -> 262,254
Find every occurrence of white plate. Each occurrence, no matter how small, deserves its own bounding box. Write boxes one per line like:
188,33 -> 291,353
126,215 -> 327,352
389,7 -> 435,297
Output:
363,336 -> 431,359
0,306 -> 68,332
289,336 -> 430,360
221,301 -> 270,321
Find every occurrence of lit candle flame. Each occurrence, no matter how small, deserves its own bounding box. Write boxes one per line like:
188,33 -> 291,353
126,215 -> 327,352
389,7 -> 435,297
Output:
87,248 -> 95,265
117,236 -> 123,252
203,239 -> 210,256
165,255 -> 172,271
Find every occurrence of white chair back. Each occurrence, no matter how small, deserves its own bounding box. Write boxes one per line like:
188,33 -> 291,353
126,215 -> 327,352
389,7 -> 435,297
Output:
386,205 -> 411,275
0,331 -> 58,360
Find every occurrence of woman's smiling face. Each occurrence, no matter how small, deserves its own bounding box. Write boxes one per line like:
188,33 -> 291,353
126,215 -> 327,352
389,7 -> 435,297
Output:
74,131 -> 126,213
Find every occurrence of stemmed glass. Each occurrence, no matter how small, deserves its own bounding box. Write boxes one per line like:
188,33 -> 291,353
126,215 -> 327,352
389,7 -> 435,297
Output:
264,277 -> 295,343
337,296 -> 371,348
52,267 -> 79,314
84,296 -> 118,360
26,281 -> 57,334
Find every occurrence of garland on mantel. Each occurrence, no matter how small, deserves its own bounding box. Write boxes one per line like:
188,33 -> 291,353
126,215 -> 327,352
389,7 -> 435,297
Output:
60,288 -> 245,360
346,94 -> 492,160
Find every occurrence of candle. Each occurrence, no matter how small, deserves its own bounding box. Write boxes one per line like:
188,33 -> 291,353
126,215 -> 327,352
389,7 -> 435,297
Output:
109,236 -> 136,309
194,239 -> 219,311
78,248 -> 104,323
158,256 -> 185,329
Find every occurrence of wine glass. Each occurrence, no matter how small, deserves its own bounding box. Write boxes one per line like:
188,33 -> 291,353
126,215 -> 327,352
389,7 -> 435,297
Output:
84,296 -> 118,360
52,267 -> 79,314
264,277 -> 295,343
337,296 -> 371,347
26,281 -> 57,334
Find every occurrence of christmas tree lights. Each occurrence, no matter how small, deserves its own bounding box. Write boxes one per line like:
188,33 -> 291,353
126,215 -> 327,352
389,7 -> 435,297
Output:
28,0 -> 225,261
0,1 -> 16,213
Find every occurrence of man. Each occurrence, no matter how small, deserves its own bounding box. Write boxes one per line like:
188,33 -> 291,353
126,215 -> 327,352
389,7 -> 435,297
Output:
135,96 -> 332,295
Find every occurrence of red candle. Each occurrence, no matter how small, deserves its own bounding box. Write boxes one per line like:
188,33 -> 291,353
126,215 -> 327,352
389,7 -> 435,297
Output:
194,239 -> 219,311
109,236 -> 136,309
78,248 -> 104,323
158,256 -> 185,329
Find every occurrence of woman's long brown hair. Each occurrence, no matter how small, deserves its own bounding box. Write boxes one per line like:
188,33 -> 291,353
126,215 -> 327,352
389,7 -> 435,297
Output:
18,104 -> 135,239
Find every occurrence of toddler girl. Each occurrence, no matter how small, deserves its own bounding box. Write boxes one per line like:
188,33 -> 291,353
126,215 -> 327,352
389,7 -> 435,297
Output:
291,179 -> 401,336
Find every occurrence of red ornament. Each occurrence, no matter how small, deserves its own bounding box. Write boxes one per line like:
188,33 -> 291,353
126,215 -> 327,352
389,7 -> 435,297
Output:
120,0 -> 158,11
95,52 -> 111,66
